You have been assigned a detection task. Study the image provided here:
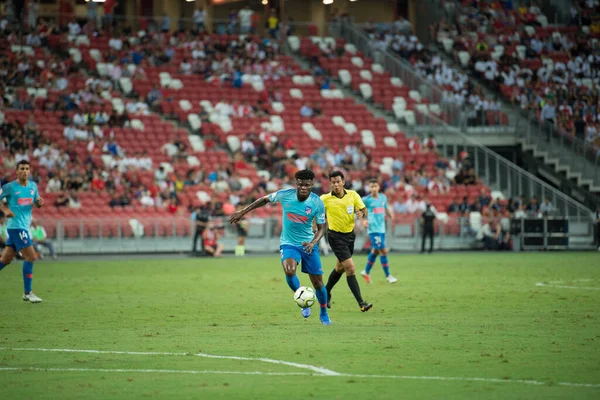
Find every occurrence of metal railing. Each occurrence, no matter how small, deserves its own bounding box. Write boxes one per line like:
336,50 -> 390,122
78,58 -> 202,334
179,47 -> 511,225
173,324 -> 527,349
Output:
410,112 -> 594,219
19,213 -> 595,255
422,0 -> 600,188
518,110 -> 600,187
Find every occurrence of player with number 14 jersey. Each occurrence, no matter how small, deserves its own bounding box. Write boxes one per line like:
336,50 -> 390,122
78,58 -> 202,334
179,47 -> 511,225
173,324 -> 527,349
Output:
0,160 -> 45,303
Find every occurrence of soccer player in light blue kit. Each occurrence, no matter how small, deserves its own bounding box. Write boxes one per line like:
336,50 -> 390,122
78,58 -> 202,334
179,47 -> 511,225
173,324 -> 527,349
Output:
229,169 -> 332,325
361,180 -> 398,284
0,160 -> 45,303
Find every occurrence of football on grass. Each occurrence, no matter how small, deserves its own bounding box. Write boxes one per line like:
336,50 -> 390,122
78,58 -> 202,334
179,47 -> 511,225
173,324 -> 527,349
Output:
294,286 -> 316,308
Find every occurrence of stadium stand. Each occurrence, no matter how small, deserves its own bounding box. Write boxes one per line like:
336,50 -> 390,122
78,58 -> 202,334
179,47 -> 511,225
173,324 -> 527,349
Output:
0,9 -> 544,243
432,0 -> 600,150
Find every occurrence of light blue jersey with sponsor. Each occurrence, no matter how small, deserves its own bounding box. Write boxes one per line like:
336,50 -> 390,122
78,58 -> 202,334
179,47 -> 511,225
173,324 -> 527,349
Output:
0,180 -> 39,230
269,189 -> 326,247
363,194 -> 388,234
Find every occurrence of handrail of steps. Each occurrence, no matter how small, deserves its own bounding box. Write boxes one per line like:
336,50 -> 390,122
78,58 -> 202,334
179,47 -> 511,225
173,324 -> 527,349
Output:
328,20 -> 592,220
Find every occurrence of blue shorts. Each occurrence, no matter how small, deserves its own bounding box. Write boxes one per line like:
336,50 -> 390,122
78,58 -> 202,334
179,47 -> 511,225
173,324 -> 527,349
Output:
280,244 -> 323,275
368,233 -> 386,250
6,229 -> 33,252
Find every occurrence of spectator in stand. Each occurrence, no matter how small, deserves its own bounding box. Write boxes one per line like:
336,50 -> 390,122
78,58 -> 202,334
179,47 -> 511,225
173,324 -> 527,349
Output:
541,98 -> 557,125
447,197 -> 460,213
238,5 -> 254,34
202,223 -> 223,257
31,220 -> 57,260
103,138 -> 122,156
423,134 -> 437,152
458,196 -> 471,216
299,103 -> 313,118
90,171 -> 106,192
526,196 -> 540,217
476,188 -> 491,210
540,196 -> 553,216
193,7 -> 207,32
166,198 -> 179,215
160,13 -> 171,33
45,173 -> 63,193
312,102 -> 322,117
573,111 -> 586,140
267,8 -> 279,39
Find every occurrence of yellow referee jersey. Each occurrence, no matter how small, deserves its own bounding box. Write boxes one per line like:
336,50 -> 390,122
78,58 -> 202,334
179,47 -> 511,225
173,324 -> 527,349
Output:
320,190 -> 366,233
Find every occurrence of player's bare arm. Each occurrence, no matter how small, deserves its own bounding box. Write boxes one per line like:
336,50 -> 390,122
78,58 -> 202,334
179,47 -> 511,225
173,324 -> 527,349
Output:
0,203 -> 15,218
303,222 -> 327,254
386,206 -> 393,219
229,196 -> 269,224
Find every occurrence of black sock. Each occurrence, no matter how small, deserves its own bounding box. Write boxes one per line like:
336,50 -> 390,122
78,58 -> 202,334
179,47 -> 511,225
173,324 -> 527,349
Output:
325,269 -> 343,299
347,275 -> 364,305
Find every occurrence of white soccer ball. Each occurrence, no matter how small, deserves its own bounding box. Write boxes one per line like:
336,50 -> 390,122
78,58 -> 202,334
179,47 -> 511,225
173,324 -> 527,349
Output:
294,286 -> 316,308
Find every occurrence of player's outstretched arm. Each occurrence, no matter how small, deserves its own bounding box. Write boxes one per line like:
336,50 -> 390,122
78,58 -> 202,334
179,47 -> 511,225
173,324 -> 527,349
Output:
229,196 -> 269,224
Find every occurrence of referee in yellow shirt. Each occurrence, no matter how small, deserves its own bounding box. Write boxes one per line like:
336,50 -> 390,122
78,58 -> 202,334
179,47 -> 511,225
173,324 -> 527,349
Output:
321,171 -> 373,312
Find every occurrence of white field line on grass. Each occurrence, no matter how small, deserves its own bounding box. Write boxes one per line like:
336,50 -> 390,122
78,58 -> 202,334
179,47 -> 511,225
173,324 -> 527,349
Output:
1,348 -> 599,389
536,283 -> 600,291
0,347 -> 340,376
1,366 -> 599,388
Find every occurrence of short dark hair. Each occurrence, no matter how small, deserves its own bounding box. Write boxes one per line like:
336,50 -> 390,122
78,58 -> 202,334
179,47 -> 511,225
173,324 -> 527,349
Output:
369,179 -> 379,185
295,169 -> 315,181
16,160 -> 30,169
328,171 -> 344,180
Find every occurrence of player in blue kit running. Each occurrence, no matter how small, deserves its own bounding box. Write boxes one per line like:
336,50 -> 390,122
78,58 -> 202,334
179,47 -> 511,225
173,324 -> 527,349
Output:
361,180 -> 398,284
0,160 -> 45,303
229,169 -> 332,325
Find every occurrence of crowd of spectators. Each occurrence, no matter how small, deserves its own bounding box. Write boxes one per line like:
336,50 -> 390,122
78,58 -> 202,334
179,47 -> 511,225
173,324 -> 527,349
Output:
361,15 -> 502,126
433,0 -> 600,147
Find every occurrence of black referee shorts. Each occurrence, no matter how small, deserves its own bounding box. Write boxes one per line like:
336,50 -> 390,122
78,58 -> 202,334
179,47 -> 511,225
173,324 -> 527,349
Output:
327,230 -> 355,262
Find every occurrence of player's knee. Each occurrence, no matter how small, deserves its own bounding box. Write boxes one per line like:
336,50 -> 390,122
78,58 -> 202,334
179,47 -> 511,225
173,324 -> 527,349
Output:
380,249 -> 387,256
23,254 -> 36,263
343,263 -> 356,276
372,249 -> 380,255
0,256 -> 12,266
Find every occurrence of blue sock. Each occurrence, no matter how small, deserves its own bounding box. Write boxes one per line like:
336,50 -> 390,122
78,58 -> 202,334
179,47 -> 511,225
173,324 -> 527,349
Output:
23,261 -> 34,293
365,252 -> 377,274
285,275 -> 300,292
315,286 -> 328,316
0,261 -> 5,272
380,255 -> 390,277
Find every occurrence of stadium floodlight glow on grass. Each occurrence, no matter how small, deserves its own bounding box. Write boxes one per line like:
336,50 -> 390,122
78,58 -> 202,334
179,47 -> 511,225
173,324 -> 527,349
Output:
262,0 -> 269,5
323,0 -> 334,5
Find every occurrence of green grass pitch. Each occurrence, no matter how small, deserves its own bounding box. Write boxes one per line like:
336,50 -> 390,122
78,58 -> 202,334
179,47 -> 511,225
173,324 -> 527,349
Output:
0,252 -> 599,399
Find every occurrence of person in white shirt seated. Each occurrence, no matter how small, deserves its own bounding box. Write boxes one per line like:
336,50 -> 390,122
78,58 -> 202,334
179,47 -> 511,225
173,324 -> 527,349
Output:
63,123 -> 89,141
215,99 -> 234,116
68,21 -> 81,36
72,112 -> 85,126
179,58 -> 192,74
139,151 -> 153,170
109,36 -> 123,51
45,175 -> 63,193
